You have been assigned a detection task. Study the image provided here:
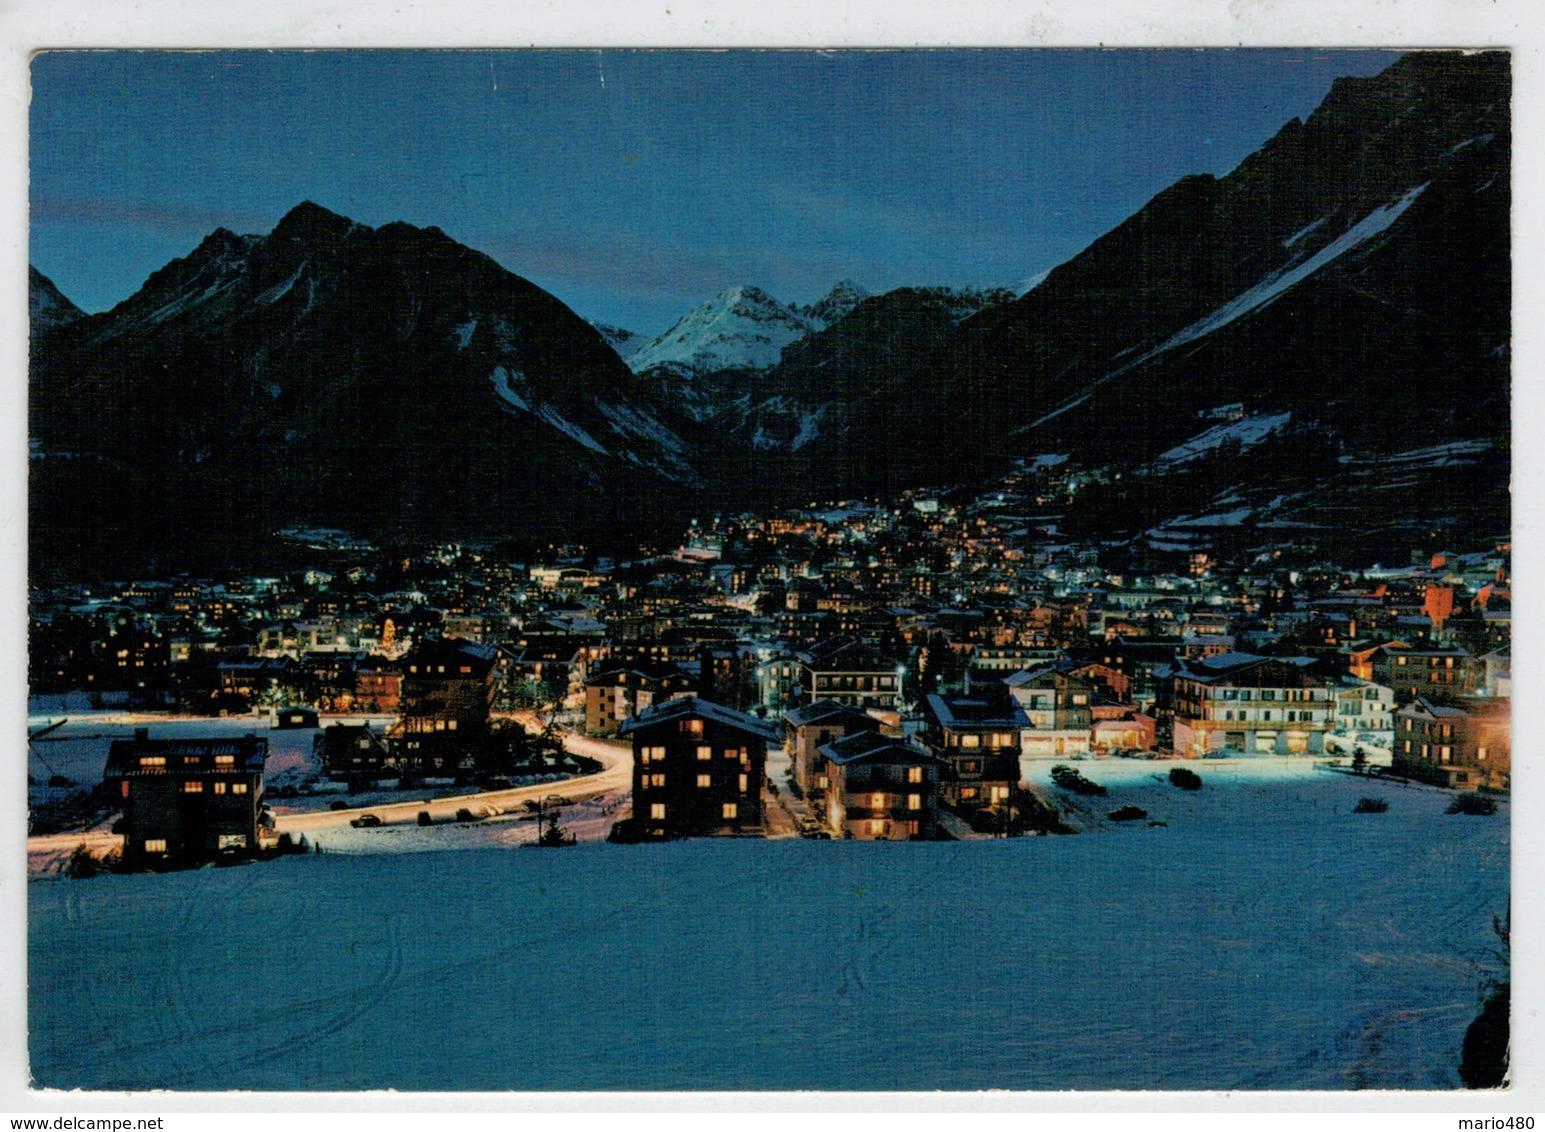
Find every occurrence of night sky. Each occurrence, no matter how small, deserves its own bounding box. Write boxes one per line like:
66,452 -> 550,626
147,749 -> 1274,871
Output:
30,48 -> 1401,335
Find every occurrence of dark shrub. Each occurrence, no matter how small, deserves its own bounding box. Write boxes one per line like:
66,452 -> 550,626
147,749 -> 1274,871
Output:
328,800 -> 349,811
1448,793 -> 1499,816
1108,805 -> 1148,822
1169,767 -> 1202,790
1050,764 -> 1107,797
417,810 -> 433,826
1353,797 -> 1389,813
62,843 -> 102,879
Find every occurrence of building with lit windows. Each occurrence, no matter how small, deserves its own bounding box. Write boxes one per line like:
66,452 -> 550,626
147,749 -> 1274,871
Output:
103,729 -> 268,864
1393,696 -> 1510,789
919,688 -> 1028,810
1158,652 -> 1332,756
816,731 -> 945,840
618,697 -> 778,839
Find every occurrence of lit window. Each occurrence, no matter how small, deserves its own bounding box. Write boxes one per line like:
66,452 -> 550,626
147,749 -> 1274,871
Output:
958,734 -> 981,748
232,783 -> 249,795
697,774 -> 711,788
144,839 -> 168,853
650,774 -> 666,787
722,803 -> 738,820
214,781 -> 227,795
181,781 -> 204,793
697,745 -> 712,761
907,766 -> 923,784
908,793 -> 922,811
650,803 -> 666,820
869,819 -> 886,836
138,756 -> 166,768
686,719 -> 703,735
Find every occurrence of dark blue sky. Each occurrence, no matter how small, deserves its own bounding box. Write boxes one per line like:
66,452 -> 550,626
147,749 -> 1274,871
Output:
31,49 -> 1401,335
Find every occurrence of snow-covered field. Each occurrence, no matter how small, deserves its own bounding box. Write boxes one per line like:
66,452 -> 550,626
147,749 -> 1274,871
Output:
29,758 -> 1507,1092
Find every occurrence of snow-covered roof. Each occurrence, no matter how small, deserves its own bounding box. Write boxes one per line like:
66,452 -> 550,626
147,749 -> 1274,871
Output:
619,696 -> 781,744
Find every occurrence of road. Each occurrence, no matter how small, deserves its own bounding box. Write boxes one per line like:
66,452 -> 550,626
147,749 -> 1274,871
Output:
272,730 -> 632,834
27,730 -> 634,866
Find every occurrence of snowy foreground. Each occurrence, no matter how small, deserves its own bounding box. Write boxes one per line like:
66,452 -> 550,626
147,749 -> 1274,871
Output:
30,759 -> 1507,1092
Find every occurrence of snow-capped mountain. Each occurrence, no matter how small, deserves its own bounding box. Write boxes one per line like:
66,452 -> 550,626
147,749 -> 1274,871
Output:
30,201 -> 700,577
789,51 -> 1509,517
627,284 -> 817,376
28,51 -> 1510,575
29,265 -> 85,338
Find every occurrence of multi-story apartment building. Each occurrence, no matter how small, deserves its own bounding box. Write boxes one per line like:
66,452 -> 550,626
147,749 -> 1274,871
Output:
1159,652 -> 1333,756
1004,665 -> 1096,756
784,699 -> 880,794
619,697 -> 777,839
817,731 -> 945,840
919,688 -> 1028,809
797,638 -> 903,712
1393,696 -> 1510,789
583,663 -> 697,737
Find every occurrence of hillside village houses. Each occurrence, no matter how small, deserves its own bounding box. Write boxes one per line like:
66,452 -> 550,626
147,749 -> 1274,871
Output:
37,457 -> 1510,858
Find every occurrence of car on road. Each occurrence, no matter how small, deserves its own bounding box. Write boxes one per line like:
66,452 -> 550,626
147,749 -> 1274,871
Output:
349,813 -> 383,828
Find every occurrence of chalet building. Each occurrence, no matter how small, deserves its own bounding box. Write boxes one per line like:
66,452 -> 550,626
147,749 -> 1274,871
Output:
584,663 -> 697,737
817,731 -> 945,840
104,729 -> 268,864
218,657 -> 293,701
796,638 -> 902,712
353,657 -> 402,712
1364,643 -> 1482,707
317,721 -> 394,784
1393,696 -> 1511,789
619,697 -> 778,839
784,699 -> 880,794
919,688 -> 1028,810
1004,665 -> 1096,756
1329,676 -> 1395,734
274,705 -> 319,730
1158,652 -> 1332,757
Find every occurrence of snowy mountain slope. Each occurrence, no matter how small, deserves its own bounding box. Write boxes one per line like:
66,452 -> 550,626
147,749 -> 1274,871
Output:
808,50 -> 1508,514
28,265 -> 85,338
29,201 -> 701,577
30,758 -> 1507,1090
627,284 -> 817,375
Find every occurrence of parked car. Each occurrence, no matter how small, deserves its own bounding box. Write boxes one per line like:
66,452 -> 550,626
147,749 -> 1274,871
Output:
349,813 -> 383,828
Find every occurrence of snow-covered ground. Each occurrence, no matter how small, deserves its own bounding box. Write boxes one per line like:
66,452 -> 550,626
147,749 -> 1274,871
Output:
29,758 -> 1507,1092
26,711 -> 396,795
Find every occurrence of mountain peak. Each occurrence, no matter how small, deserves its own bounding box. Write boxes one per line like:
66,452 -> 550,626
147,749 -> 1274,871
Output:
629,285 -> 813,376
270,200 -> 359,244
29,265 -> 85,337
806,279 -> 871,325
